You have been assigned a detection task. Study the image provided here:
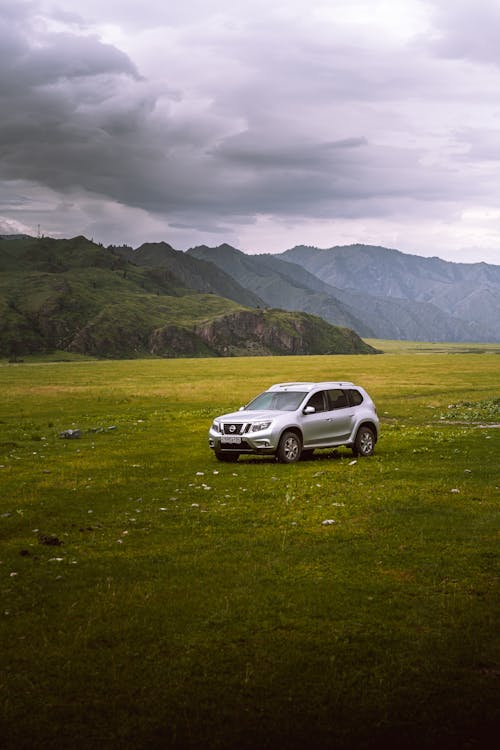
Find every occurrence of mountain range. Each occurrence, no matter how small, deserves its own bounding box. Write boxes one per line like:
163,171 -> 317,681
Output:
2,235 -> 498,359
187,243 -> 500,342
0,236 -> 376,358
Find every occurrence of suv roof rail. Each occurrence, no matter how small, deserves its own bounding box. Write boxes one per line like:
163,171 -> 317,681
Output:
269,381 -> 356,391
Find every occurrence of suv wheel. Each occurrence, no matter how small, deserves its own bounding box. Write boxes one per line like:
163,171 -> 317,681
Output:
276,431 -> 302,463
353,426 -> 375,457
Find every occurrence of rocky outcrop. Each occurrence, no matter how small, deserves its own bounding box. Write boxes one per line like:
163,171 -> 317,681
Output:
149,325 -> 214,357
150,310 -> 378,357
196,310 -> 296,355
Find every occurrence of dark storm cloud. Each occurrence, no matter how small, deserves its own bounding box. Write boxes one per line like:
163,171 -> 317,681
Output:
0,0 -> 499,260
0,3 -> 166,208
0,3 -> 141,175
213,136 -> 369,171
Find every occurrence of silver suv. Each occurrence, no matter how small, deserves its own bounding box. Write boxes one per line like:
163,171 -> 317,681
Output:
209,381 -> 379,463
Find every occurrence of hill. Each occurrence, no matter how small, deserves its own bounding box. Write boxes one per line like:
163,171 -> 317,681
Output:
114,241 -> 263,308
0,236 -> 376,358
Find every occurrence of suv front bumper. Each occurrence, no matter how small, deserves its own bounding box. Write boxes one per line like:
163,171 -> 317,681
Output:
209,425 -> 278,454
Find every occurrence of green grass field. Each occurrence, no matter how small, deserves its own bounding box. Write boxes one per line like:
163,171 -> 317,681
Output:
1,345 -> 499,749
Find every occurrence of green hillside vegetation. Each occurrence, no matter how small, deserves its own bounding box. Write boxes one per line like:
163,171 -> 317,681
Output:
114,241 -> 263,308
0,237 -> 377,358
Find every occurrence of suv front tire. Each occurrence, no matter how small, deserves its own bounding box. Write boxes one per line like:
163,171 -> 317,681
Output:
276,431 -> 302,463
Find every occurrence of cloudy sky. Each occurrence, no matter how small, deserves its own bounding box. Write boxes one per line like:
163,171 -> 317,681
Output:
1,0 -> 500,263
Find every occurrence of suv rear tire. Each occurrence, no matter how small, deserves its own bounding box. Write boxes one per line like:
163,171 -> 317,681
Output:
352,426 -> 375,457
276,431 -> 302,463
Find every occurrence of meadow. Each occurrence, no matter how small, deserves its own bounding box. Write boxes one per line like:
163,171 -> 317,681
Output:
0,343 -> 499,749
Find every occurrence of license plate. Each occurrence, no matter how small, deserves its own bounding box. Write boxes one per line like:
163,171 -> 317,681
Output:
221,436 -> 242,444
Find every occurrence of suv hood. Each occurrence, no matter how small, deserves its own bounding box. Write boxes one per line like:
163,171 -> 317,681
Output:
217,409 -> 289,421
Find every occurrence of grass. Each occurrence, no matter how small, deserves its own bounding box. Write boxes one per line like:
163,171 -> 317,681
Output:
366,338 -> 500,355
0,346 -> 499,749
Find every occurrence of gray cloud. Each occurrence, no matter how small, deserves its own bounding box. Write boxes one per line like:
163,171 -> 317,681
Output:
429,0 -> 500,66
0,0 -> 499,262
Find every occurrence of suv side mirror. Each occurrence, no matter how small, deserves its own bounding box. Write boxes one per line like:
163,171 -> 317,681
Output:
303,406 -> 316,415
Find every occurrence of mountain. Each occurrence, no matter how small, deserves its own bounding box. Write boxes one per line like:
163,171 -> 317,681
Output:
188,243 -> 496,342
5,234 -> 492,350
187,243 -> 374,336
114,241 -> 263,308
280,244 -> 500,341
0,236 -> 377,358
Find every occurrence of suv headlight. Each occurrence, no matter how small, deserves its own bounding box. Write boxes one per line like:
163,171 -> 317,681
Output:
251,420 -> 272,432
211,421 -> 221,433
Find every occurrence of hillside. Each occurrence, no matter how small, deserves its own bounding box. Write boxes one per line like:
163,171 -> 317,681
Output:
114,241 -> 263,308
0,236 -> 377,358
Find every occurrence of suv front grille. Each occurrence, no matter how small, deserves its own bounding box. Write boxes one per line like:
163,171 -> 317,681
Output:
222,423 -> 245,435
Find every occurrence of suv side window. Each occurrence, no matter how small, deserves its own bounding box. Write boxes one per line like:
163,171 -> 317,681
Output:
306,390 -> 328,413
347,389 -> 363,406
327,389 -> 348,410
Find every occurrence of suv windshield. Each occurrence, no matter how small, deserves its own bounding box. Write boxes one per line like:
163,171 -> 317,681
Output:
246,391 -> 307,411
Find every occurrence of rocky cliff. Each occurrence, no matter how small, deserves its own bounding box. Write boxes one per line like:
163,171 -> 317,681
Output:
150,309 -> 378,357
